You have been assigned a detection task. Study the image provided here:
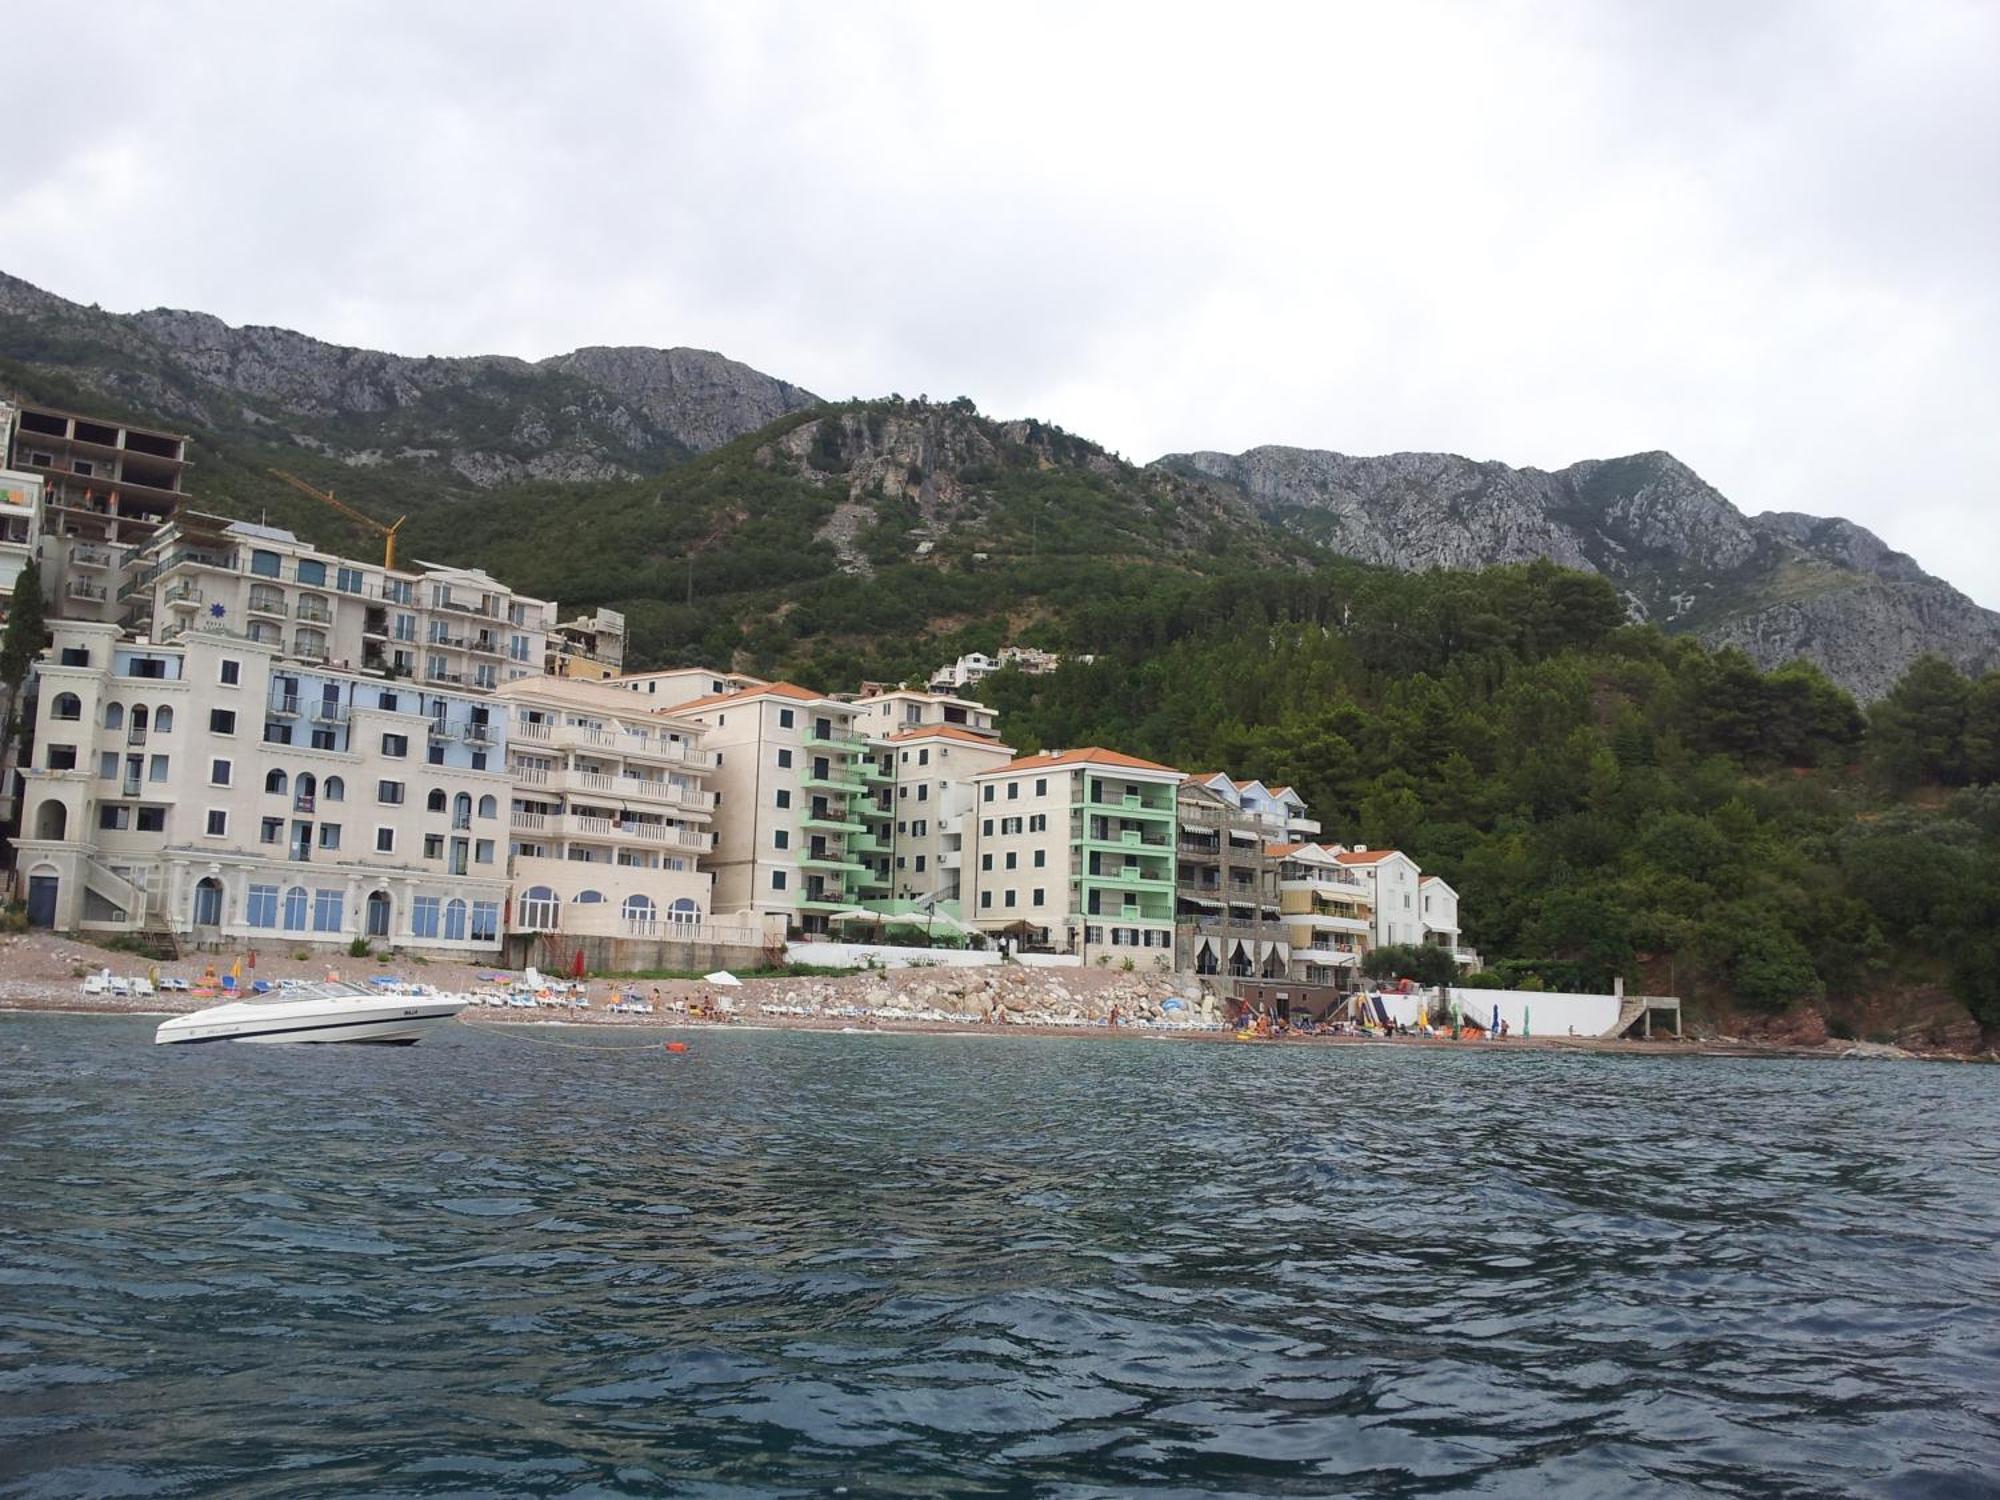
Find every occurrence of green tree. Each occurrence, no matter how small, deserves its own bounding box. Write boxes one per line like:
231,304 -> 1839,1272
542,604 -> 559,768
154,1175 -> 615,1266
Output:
1361,943 -> 1458,988
1869,654 -> 1970,789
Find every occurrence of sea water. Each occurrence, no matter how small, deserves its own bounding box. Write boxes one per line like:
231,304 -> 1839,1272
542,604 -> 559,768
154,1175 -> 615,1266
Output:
0,1015 -> 1995,1498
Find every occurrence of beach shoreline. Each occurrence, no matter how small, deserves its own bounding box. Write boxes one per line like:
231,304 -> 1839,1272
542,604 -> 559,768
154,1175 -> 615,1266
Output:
1,932 -> 1986,1064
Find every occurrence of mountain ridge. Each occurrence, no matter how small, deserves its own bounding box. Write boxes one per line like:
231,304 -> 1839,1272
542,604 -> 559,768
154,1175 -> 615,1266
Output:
1159,443 -> 2000,700
2,268 -> 1990,698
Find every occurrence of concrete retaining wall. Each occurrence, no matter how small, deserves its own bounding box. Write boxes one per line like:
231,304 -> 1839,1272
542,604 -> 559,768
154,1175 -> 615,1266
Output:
787,941 -> 1084,971
502,932 -> 771,975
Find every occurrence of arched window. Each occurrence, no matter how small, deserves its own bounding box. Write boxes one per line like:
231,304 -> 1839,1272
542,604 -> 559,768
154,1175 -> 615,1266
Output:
669,897 -> 699,925
265,768 -> 289,796
443,899 -> 467,941
282,886 -> 309,932
573,889 -> 604,904
426,788 -> 447,813
622,894 -> 656,923
50,693 -> 82,721
452,792 -> 471,830
518,885 -> 558,930
130,705 -> 150,737
154,705 -> 174,733
295,772 -> 316,813
365,889 -> 391,938
477,794 -> 497,819
100,700 -> 122,728
324,776 -> 344,802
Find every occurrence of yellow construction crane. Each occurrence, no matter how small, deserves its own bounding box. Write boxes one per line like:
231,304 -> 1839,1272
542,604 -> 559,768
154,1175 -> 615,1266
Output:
268,469 -> 407,571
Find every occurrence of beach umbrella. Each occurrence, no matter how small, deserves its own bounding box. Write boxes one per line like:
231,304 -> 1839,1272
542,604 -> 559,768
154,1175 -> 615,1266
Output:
704,970 -> 742,987
1492,1003 -> 1500,1033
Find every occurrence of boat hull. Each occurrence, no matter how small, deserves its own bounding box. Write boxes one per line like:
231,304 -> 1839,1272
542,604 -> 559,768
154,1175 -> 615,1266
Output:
154,1001 -> 464,1046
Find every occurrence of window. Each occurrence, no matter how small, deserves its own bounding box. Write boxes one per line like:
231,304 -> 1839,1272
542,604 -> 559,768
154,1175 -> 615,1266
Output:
915,855 -> 927,872
209,708 -> 236,735
98,806 -> 130,831
1008,782 -> 1019,800
774,829 -> 789,849
917,785 -> 929,802
980,891 -> 992,909
981,819 -> 993,836
210,758 -> 232,787
1035,778 -> 1046,797
319,824 -> 341,850
477,794 -> 497,819
379,691 -> 399,713
103,702 -> 125,730
775,789 -> 791,809
426,788 -> 447,813
324,776 -> 344,802
375,827 -> 395,853
1001,817 -> 1023,836
313,889 -> 343,933
278,886 -> 308,932
205,810 -> 227,837
443,899 -> 467,941
471,902 -> 500,942
1029,814 -> 1047,833
378,781 -> 404,805
918,748 -> 931,766
983,785 -> 995,802
45,745 -> 77,771
980,853 -> 993,871
337,567 -> 364,595
265,723 -> 294,747
621,894 -> 655,924
265,768 -> 288,795
475,839 -> 494,864
411,896 -> 441,939
1033,849 -> 1046,868
260,817 -> 283,846
249,549 -> 281,578
1005,852 -> 1017,870
771,870 -> 787,891
1032,887 -> 1045,905
518,886 -> 558,929
381,733 -> 408,758
154,707 -> 173,733
247,884 -> 278,928
423,834 -> 444,860
778,708 -> 794,728
100,752 -> 118,779
777,748 -> 792,769
296,559 -> 327,587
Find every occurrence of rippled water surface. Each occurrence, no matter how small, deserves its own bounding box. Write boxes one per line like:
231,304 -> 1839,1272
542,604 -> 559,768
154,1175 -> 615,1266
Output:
1,1016 -> 1996,1498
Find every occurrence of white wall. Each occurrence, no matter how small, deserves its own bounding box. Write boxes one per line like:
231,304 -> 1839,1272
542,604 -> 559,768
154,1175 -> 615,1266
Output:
788,940 -> 1083,971
1374,987 -> 1622,1037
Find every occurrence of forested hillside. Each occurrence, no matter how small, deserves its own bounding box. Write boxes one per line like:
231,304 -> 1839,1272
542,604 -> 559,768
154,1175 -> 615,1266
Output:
978,562 -> 2000,1046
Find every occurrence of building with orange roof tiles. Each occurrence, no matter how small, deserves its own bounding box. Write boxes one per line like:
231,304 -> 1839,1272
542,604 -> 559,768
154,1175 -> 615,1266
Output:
966,748 -> 1182,967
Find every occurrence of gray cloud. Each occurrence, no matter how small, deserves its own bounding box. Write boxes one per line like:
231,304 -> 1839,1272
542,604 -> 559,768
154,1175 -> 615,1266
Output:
5,0 -> 1995,602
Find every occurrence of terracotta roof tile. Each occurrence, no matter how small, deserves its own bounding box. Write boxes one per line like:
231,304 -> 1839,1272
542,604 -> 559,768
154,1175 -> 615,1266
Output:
976,747 -> 1182,778
662,681 -> 838,715
1333,849 -> 1400,865
884,725 -> 1012,748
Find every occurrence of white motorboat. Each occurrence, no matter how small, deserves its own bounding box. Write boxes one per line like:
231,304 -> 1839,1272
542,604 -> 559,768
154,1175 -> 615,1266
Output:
153,981 -> 466,1046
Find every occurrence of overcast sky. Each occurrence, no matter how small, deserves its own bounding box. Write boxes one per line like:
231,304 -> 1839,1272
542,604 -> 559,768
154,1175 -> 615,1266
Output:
6,1 -> 1997,602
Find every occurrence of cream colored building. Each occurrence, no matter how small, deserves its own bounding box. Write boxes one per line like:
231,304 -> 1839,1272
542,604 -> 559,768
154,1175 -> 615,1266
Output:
875,725 -> 1015,906
122,512 -> 554,693
495,675 -> 717,941
663,680 -> 869,933
612,667 -> 767,702
1271,842 -> 1374,983
965,748 -> 1181,967
546,607 -> 627,680
15,620 -> 512,953
0,402 -> 46,614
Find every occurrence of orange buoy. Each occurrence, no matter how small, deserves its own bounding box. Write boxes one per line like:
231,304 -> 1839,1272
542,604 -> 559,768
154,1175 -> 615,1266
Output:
664,1041 -> 688,1053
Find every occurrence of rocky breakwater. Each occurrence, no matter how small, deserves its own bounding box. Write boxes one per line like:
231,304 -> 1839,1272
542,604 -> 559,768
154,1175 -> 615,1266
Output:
751,964 -> 1220,1028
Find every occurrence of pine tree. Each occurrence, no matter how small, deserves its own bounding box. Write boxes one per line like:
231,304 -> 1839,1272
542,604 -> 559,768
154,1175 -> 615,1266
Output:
0,558 -> 47,700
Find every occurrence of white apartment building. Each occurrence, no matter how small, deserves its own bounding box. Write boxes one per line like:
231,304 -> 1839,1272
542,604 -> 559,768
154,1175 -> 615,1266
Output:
875,725 -> 1015,907
121,512 -> 554,693
1272,842 -> 1374,984
15,620 -> 512,953
496,676 -> 717,941
1419,876 -> 1480,968
664,680 -> 869,933
613,667 -> 767,702
1333,847 -> 1427,948
924,646 -> 1067,694
965,748 -> 1181,967
846,685 -> 1000,741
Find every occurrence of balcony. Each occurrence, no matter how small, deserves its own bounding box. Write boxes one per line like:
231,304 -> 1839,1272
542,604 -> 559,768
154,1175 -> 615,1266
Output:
800,851 -> 866,874
427,718 -> 453,741
310,701 -> 348,723
801,811 -> 865,834
1083,863 -> 1174,891
461,722 -> 495,746
800,769 -> 864,793
469,636 -> 503,656
808,730 -> 869,754
560,769 -> 715,811
268,693 -> 301,717
295,599 -> 333,624
65,579 -> 108,604
72,546 -> 115,570
247,594 -> 286,618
